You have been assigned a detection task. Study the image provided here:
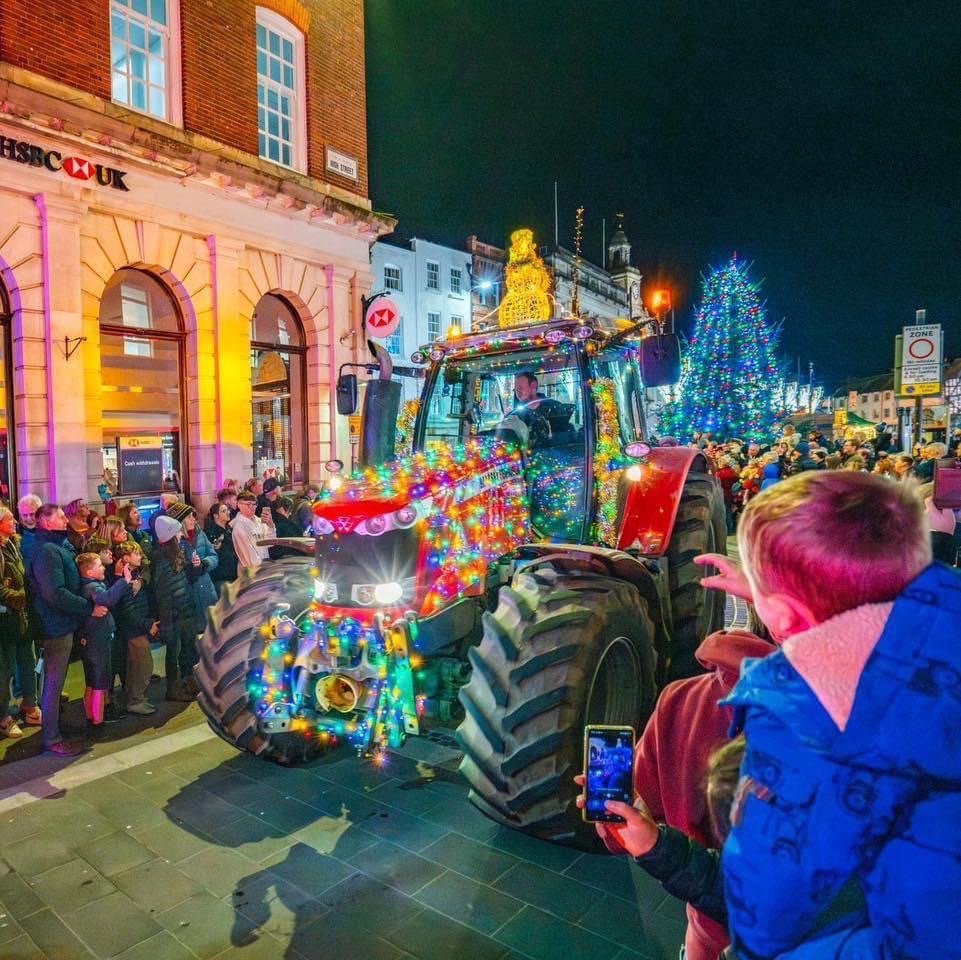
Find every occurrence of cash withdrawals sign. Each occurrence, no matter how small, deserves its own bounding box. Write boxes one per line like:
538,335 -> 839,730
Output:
900,324 -> 942,397
117,436 -> 164,494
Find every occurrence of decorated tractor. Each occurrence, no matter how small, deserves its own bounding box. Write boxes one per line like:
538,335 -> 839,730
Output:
195,235 -> 726,845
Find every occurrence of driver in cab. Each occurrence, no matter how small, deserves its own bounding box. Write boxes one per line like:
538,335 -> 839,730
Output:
512,372 -> 562,423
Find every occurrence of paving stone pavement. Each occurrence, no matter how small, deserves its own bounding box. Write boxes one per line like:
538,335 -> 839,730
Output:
0,732 -> 688,959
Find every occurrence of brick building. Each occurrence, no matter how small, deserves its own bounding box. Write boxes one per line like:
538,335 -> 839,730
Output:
0,0 -> 393,512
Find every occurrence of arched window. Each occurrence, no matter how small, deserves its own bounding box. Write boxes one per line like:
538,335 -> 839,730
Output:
99,268 -> 186,498
251,293 -> 307,484
0,283 -> 13,502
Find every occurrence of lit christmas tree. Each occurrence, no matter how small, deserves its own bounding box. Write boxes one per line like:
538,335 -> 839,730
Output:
661,258 -> 780,441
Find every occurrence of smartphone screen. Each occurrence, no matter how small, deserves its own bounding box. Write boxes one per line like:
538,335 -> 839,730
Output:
583,725 -> 635,823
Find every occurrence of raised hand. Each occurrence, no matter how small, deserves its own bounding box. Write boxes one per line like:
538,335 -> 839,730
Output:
694,553 -> 753,603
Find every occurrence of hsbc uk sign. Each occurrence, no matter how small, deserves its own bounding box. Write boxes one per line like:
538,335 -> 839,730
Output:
0,136 -> 129,191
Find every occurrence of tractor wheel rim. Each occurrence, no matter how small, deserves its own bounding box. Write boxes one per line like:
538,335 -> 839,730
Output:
585,636 -> 641,727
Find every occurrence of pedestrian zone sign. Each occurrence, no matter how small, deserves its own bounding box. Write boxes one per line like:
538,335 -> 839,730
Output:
900,324 -> 942,396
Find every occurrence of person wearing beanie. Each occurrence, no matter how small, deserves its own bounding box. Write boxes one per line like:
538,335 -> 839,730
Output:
167,503 -> 218,638
150,516 -> 199,701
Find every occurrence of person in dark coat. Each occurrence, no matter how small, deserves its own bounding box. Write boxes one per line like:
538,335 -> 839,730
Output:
29,504 -> 108,756
167,503 -> 218,634
151,516 -> 200,701
76,553 -> 135,730
205,502 -> 238,588
114,542 -> 158,714
0,508 -> 39,738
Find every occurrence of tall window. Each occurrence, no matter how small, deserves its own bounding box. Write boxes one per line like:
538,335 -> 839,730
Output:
99,269 -> 186,496
386,332 -> 402,356
383,265 -> 402,292
427,311 -> 441,341
251,294 -> 307,484
110,0 -> 181,124
0,284 -> 13,503
426,261 -> 439,290
449,267 -> 462,295
256,8 -> 306,172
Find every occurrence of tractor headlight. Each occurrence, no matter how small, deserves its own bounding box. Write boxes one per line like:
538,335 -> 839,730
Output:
393,505 -> 417,528
313,579 -> 338,603
351,577 -> 416,607
363,514 -> 388,536
373,581 -> 404,605
313,517 -> 335,535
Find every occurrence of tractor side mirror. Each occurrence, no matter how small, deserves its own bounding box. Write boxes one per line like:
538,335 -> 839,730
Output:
640,334 -> 681,388
336,373 -> 357,415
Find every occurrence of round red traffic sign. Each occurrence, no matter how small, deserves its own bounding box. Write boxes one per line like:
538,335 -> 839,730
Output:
365,297 -> 401,339
908,338 -> 934,360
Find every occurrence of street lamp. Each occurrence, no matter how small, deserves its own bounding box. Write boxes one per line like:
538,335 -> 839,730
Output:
649,288 -> 673,332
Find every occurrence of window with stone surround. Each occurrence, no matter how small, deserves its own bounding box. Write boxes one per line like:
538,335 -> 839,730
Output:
110,0 -> 182,125
256,7 -> 307,173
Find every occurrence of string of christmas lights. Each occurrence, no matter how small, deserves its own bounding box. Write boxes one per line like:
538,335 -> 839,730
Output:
661,257 -> 779,441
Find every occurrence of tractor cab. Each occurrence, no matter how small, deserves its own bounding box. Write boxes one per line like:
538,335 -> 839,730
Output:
413,319 -> 649,542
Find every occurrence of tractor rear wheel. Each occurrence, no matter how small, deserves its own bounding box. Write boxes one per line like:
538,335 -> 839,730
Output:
194,556 -> 321,765
456,563 -> 656,846
664,470 -> 728,681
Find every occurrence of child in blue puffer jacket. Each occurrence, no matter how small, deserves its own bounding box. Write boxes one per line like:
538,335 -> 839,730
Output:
720,471 -> 961,960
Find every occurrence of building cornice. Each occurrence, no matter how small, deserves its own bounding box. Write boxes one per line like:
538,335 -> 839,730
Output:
0,65 -> 396,240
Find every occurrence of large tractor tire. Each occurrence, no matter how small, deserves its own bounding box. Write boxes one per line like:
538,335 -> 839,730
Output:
194,556 -> 320,765
456,563 -> 657,846
664,470 -> 728,681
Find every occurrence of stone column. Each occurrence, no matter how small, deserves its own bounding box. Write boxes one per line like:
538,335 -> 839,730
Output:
33,191 -> 88,503
209,234 -> 253,489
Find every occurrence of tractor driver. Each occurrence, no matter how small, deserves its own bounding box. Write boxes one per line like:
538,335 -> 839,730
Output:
512,372 -> 563,422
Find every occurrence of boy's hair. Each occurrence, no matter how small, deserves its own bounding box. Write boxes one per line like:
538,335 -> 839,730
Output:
706,736 -> 746,844
237,492 -> 257,504
118,541 -> 142,558
738,471 -> 931,624
216,488 -> 236,503
75,552 -> 101,573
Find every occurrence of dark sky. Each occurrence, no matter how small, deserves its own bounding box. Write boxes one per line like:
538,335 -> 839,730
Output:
364,1 -> 960,387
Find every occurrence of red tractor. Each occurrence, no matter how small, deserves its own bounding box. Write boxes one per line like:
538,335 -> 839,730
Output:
195,313 -> 726,844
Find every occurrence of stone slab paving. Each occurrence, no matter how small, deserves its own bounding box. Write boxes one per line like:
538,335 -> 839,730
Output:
0,732 -> 688,959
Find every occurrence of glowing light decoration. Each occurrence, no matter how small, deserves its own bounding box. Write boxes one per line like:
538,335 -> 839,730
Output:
590,377 -> 626,545
498,228 -> 552,328
395,399 -> 420,459
661,257 -> 780,441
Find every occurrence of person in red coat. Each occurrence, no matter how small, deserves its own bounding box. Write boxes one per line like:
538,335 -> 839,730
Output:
592,555 -> 773,960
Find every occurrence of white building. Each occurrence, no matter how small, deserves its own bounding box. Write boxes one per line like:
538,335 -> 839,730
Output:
370,237 -> 474,372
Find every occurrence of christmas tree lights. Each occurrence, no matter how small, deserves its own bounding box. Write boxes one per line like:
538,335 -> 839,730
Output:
662,258 -> 780,441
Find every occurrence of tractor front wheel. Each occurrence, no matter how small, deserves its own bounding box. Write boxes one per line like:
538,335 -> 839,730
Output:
664,470 -> 728,681
456,563 -> 656,847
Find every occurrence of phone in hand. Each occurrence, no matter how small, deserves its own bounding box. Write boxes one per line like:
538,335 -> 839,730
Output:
582,725 -> 635,823
933,459 -> 961,511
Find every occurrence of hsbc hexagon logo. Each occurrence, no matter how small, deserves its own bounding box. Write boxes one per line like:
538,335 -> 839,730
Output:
0,135 -> 129,191
63,157 -> 95,180
364,297 -> 401,340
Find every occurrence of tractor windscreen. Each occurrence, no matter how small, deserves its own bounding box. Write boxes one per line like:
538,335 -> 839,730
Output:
420,341 -> 585,452
421,341 -> 590,542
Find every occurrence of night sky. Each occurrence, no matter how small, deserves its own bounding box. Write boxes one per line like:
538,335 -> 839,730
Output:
365,1 -> 960,388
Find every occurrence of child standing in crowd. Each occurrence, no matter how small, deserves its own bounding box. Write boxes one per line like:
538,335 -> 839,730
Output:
76,552 -> 137,730
720,471 -> 960,959
151,515 -> 200,701
581,562 -> 772,960
114,542 -> 159,715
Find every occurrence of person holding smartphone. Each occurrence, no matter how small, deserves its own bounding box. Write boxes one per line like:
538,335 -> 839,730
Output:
230,493 -> 274,573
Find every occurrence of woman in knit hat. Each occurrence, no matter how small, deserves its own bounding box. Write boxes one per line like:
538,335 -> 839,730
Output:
151,515 -> 199,701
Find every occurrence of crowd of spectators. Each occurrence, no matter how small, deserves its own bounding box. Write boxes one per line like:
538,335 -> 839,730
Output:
0,475 -> 320,757
695,423 -> 960,548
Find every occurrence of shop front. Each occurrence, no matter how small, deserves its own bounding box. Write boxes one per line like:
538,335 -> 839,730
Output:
0,118 -> 391,511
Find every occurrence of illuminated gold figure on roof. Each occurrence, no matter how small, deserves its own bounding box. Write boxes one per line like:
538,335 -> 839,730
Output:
498,229 -> 552,328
